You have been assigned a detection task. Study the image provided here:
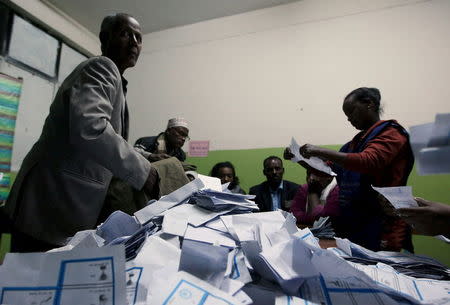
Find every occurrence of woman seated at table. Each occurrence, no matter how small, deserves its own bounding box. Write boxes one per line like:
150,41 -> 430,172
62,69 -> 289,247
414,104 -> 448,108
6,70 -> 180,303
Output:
299,87 -> 414,252
290,167 -> 339,226
210,161 -> 246,194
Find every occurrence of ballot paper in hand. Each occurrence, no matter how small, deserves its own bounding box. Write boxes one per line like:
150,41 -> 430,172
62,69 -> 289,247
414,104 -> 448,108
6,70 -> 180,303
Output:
289,137 -> 336,176
409,113 -> 450,175
372,185 -> 418,209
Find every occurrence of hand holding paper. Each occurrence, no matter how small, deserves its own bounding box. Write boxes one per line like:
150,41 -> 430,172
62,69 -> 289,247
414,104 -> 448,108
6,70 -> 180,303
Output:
289,137 -> 336,176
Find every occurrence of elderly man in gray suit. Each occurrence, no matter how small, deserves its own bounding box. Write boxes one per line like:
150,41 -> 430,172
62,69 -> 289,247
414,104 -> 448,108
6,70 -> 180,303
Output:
3,13 -> 158,252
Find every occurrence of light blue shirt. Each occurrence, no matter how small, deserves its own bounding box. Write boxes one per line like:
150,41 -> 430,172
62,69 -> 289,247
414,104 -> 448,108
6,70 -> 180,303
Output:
269,181 -> 283,211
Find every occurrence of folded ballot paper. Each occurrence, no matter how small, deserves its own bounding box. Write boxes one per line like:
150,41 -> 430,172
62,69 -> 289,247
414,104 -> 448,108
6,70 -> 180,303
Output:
409,113 -> 450,175
372,185 -> 418,209
310,216 -> 335,239
0,246 -> 127,305
190,189 -> 258,212
289,137 -> 336,176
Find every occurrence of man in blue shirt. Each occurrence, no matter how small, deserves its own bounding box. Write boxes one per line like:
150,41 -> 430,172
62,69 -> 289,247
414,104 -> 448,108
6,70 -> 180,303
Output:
249,156 -> 299,212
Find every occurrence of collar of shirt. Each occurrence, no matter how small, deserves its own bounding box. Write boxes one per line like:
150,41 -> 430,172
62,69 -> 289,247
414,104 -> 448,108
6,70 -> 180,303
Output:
269,181 -> 283,211
269,181 -> 283,194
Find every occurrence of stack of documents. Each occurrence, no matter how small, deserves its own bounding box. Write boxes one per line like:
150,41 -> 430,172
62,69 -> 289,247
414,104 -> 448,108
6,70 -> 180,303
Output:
190,189 -> 259,212
334,238 -> 450,280
310,216 -> 335,239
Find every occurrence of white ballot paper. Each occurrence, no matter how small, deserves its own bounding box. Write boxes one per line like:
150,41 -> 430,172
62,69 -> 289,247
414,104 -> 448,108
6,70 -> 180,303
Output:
416,146 -> 450,175
149,271 -> 242,305
184,225 -> 236,248
0,245 -> 126,305
289,137 -> 336,176
427,113 -> 450,147
197,174 -> 223,191
372,185 -> 418,209
409,113 -> 450,175
134,178 -> 204,224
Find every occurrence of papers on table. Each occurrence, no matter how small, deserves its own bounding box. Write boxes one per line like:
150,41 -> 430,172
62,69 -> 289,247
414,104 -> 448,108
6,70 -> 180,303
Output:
289,137 -> 336,176
184,225 -> 236,248
0,246 -> 126,305
334,237 -> 450,280
179,240 -> 229,287
310,216 -> 335,239
372,185 -> 418,209
409,113 -> 450,175
134,178 -> 204,224
2,171 -> 450,305
191,189 -> 257,211
96,210 -> 141,244
435,235 -> 450,243
148,271 -> 242,305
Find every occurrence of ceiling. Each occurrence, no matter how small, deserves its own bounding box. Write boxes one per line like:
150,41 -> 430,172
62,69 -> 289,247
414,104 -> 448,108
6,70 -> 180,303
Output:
45,0 -> 301,35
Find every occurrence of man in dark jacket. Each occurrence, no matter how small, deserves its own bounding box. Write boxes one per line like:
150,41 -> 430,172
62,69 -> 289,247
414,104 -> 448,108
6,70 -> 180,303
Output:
250,156 -> 299,212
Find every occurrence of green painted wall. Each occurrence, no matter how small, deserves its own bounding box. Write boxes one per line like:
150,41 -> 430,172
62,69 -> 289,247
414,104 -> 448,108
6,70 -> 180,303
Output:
187,145 -> 450,266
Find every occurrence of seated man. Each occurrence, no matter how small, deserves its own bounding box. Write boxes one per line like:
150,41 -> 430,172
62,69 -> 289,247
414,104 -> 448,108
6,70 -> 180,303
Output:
135,118 -> 189,162
290,167 -> 339,226
249,156 -> 299,212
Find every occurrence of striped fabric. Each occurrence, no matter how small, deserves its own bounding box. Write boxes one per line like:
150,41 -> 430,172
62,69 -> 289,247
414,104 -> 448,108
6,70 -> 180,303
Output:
0,73 -> 22,201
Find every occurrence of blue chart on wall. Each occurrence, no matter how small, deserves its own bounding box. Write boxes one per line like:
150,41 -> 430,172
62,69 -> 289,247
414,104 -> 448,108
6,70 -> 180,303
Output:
0,72 -> 22,201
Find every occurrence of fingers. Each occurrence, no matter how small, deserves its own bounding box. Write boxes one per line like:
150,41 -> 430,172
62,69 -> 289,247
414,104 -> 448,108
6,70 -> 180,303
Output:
299,144 -> 310,158
414,197 -> 430,207
283,147 -> 294,160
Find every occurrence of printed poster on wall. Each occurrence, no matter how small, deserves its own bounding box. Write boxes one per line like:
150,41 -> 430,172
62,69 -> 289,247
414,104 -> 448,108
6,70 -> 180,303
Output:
188,140 -> 210,157
0,72 -> 23,201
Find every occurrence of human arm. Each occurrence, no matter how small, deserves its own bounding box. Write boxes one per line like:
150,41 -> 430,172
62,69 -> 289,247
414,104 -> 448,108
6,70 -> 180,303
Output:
300,144 -> 347,166
283,147 -> 295,160
69,57 -> 150,190
300,127 -> 408,174
398,197 -> 450,237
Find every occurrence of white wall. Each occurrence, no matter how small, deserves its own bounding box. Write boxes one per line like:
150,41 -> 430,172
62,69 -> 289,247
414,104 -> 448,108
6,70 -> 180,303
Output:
127,0 -> 450,150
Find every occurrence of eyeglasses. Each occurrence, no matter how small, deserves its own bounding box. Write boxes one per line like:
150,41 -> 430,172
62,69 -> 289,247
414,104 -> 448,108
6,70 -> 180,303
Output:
171,127 -> 190,141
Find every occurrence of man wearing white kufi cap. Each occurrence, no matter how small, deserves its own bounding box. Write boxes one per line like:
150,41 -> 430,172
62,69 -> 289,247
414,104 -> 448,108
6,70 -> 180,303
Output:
135,117 -> 189,162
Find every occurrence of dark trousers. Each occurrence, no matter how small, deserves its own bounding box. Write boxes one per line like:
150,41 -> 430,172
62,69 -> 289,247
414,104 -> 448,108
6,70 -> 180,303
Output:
10,227 -> 58,253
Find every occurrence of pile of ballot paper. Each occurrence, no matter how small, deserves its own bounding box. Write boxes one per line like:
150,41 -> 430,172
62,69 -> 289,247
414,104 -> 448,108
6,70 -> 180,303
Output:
189,189 -> 259,212
1,174 -> 449,305
310,217 -> 335,239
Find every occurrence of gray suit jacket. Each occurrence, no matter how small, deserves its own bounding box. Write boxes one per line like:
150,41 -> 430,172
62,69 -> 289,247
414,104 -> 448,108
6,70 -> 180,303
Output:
4,56 -> 151,245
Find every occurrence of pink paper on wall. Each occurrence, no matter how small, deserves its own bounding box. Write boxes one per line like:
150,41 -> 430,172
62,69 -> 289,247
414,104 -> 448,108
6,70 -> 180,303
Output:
188,140 -> 210,157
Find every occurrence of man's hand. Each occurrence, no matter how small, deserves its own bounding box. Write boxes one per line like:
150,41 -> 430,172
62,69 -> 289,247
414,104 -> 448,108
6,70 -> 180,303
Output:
283,147 -> 294,160
308,180 -> 323,195
143,167 -> 159,199
148,153 -> 171,162
300,144 -> 319,159
398,197 -> 450,236
378,194 -> 398,217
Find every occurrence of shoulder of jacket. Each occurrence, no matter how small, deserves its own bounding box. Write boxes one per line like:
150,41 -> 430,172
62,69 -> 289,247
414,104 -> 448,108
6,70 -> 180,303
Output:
284,180 -> 299,187
83,56 -> 120,77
